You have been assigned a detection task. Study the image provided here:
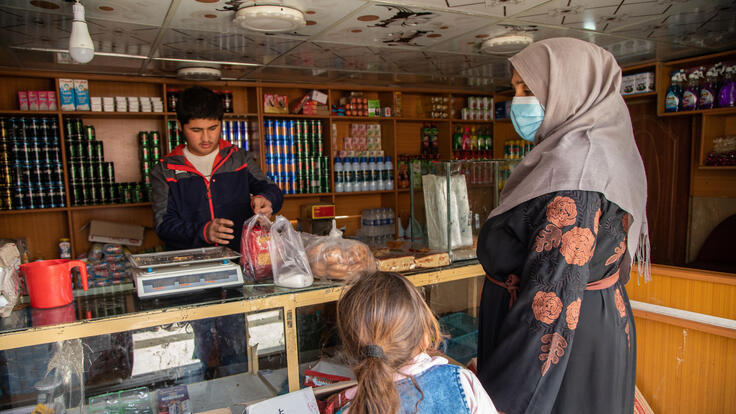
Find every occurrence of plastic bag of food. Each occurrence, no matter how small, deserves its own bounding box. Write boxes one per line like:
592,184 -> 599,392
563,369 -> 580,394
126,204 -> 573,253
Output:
303,220 -> 376,280
0,242 -> 21,318
269,216 -> 313,288
241,214 -> 273,282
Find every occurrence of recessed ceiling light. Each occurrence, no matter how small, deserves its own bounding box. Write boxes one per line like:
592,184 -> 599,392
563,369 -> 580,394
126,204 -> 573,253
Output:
234,5 -> 306,33
480,33 -> 533,55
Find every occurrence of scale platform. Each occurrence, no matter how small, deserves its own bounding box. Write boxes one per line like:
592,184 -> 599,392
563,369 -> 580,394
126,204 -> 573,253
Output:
129,247 -> 244,299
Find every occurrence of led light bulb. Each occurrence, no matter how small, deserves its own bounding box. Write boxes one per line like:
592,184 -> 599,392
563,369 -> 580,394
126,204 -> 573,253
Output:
69,1 -> 94,63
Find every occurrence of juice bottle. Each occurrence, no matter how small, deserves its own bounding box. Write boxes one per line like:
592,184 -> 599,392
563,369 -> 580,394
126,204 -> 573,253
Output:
470,127 -> 478,151
453,126 -> 462,151
462,126 -> 470,151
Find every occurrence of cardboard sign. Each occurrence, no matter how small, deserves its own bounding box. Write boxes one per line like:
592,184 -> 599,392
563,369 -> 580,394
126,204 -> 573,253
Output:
244,387 -> 319,414
88,220 -> 145,246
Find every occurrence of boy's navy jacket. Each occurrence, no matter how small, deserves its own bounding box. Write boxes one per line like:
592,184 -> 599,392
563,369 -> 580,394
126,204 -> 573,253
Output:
151,140 -> 282,251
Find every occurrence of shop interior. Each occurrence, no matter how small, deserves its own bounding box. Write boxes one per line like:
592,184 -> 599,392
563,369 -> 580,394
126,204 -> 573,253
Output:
0,1 -> 734,413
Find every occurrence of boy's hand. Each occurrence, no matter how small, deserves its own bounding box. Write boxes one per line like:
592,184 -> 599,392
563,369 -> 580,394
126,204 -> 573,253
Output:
251,195 -> 273,216
206,218 -> 234,244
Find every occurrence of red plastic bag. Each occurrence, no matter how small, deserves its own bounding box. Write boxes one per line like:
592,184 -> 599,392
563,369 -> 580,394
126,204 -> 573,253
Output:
241,214 -> 273,282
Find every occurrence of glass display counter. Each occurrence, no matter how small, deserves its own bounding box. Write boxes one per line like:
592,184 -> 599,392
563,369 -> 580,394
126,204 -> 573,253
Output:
0,262 -> 484,412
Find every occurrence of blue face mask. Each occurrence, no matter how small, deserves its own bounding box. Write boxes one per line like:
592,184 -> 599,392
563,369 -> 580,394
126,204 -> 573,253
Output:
510,96 -> 545,142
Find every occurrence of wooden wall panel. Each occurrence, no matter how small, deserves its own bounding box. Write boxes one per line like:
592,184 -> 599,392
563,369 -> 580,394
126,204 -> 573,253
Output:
628,100 -> 691,265
0,211 -> 68,259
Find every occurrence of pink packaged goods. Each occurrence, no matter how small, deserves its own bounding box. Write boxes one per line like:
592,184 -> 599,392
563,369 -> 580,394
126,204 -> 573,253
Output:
17,91 -> 28,110
38,91 -> 49,110
28,91 -> 39,110
47,91 -> 57,110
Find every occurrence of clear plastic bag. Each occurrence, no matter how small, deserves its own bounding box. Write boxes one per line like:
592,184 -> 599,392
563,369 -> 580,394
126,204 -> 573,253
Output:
269,216 -> 313,288
303,220 -> 376,280
241,214 -> 273,282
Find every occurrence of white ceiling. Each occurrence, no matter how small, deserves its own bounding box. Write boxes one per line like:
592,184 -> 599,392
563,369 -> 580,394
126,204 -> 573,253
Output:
0,0 -> 734,90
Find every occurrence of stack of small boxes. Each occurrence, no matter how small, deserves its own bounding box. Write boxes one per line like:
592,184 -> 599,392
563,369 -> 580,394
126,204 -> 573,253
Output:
91,96 -> 164,112
460,96 -> 493,120
339,123 -> 383,159
621,72 -> 655,96
17,91 -> 58,111
80,243 -> 132,288
59,78 -> 90,111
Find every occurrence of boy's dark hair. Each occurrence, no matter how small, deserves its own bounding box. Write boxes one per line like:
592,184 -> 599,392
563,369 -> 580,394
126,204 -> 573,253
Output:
176,86 -> 224,126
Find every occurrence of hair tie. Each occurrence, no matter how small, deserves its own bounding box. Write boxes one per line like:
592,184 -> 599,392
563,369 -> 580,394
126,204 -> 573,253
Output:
363,345 -> 384,359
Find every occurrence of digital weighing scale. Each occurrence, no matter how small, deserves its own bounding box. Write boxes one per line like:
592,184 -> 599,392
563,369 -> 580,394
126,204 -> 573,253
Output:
128,247 -> 244,299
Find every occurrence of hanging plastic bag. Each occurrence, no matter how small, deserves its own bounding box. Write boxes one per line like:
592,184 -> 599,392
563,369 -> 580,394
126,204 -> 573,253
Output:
302,220 -> 376,280
269,216 -> 313,288
241,214 -> 273,282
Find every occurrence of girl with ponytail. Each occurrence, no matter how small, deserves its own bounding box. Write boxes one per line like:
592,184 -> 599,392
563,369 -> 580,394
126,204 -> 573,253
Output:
336,272 -> 497,414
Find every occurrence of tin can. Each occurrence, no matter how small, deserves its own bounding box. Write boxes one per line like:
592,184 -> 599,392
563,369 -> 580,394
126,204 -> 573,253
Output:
12,187 -> 26,209
84,125 -> 96,141
58,238 -> 71,259
93,141 -> 104,160
104,162 -> 115,183
150,145 -> 160,161
150,131 -> 160,147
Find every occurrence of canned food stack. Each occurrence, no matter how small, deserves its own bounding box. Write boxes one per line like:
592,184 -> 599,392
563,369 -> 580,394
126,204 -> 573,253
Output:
460,96 -> 493,121
137,131 -> 159,200
222,119 -> 250,151
264,119 -> 329,195
166,120 -> 185,152
65,118 -> 116,206
0,116 -> 66,210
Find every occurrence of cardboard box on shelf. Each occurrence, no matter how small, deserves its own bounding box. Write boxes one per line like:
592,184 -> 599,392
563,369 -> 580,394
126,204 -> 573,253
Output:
59,78 -> 76,111
88,220 -> 145,246
73,79 -> 90,110
264,94 -> 288,113
309,89 -> 328,105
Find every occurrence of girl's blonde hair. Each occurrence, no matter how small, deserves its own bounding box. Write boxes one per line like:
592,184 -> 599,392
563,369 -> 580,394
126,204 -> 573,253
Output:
336,272 -> 442,414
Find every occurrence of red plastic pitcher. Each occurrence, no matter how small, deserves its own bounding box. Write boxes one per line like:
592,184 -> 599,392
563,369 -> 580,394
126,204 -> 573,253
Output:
20,260 -> 88,309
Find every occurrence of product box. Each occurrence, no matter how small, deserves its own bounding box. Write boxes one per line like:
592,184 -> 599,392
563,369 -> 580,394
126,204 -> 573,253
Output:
59,78 -> 76,111
634,72 -> 655,93
38,91 -> 48,110
621,75 -> 635,95
158,385 -> 192,414
367,99 -> 380,117
27,90 -> 39,111
47,91 -> 57,110
73,79 -> 90,110
264,93 -> 288,113
88,220 -> 145,246
17,91 -> 28,111
494,100 -> 512,120
309,89 -> 328,105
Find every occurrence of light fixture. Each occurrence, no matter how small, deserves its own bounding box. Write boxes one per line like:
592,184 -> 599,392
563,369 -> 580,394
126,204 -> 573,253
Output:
69,1 -> 94,63
234,3 -> 306,33
176,63 -> 222,81
480,33 -> 533,55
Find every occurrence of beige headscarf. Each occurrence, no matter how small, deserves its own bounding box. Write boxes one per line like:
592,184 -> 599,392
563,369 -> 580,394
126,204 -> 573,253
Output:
490,37 -> 650,281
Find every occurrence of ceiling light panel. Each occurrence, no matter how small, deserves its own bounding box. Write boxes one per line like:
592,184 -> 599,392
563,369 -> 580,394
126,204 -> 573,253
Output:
384,0 -> 549,19
315,3 -> 492,49
2,0 -> 170,27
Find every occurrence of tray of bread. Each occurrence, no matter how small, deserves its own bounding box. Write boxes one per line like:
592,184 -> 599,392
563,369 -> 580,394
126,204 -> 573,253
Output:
128,246 -> 241,269
373,248 -> 450,272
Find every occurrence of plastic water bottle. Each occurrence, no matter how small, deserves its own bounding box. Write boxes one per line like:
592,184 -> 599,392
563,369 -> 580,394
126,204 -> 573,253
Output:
384,156 -> 394,190
387,208 -> 396,240
375,157 -> 385,191
344,157 -> 354,193
368,157 -> 377,191
359,157 -> 369,192
334,157 -> 344,193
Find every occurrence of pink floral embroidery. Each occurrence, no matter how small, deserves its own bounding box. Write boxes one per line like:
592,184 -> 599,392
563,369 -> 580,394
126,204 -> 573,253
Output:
594,208 -> 601,235
560,227 -> 595,266
566,298 -> 582,330
534,224 -> 562,252
625,322 -> 631,349
539,333 -> 568,376
546,196 -> 578,228
532,291 -> 563,324
614,288 -> 626,318
605,241 -> 627,266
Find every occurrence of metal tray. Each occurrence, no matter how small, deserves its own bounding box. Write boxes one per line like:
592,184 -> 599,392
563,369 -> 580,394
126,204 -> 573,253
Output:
128,246 -> 241,269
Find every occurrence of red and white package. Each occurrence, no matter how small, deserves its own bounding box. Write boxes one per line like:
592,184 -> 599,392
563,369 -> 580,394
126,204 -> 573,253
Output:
241,214 -> 273,282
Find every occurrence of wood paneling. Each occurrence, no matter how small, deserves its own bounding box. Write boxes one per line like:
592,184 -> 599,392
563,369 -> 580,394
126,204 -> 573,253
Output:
0,211 -> 68,259
0,75 -> 55,110
628,99 -> 691,265
633,317 -> 736,414
627,265 -> 736,413
69,206 -> 158,255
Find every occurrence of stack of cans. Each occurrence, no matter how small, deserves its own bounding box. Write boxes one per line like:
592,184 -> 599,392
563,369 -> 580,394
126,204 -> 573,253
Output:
0,117 -> 66,210
138,130 -> 160,196
222,119 -> 249,151
166,120 -> 185,153
264,119 -> 329,195
65,118 -> 117,206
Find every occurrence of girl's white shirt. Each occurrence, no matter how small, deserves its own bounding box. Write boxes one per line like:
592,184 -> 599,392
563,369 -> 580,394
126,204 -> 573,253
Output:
343,352 -> 498,414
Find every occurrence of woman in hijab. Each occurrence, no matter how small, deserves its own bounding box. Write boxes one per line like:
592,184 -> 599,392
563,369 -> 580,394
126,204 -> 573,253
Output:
475,37 -> 649,413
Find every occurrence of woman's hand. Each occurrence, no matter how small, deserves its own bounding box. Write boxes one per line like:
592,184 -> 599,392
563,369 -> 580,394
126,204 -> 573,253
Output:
206,218 -> 234,244
251,195 -> 273,216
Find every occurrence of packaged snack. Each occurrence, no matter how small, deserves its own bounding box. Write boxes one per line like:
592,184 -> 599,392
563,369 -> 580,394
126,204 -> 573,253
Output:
241,214 -> 273,282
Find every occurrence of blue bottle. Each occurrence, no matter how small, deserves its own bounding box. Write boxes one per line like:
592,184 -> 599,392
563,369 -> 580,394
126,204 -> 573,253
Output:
699,67 -> 718,110
664,70 -> 685,112
680,70 -> 701,111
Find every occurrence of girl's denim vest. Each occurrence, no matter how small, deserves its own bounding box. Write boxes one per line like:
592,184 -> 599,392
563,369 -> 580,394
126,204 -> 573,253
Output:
395,364 -> 470,413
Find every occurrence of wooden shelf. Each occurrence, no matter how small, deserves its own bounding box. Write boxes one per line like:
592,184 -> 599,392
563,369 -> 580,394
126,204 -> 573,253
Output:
0,110 -> 58,115
660,107 -> 736,117
284,192 -> 331,198
223,113 -> 258,118
0,207 -> 67,215
69,202 -> 152,210
395,117 -> 450,122
61,111 -> 166,118
698,166 -> 736,170
330,116 -> 392,121
262,113 -> 330,119
623,91 -> 657,100
450,119 -> 494,124
335,190 -> 394,196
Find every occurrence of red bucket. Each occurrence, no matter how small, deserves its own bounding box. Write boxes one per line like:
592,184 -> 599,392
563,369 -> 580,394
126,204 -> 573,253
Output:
20,260 -> 88,309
